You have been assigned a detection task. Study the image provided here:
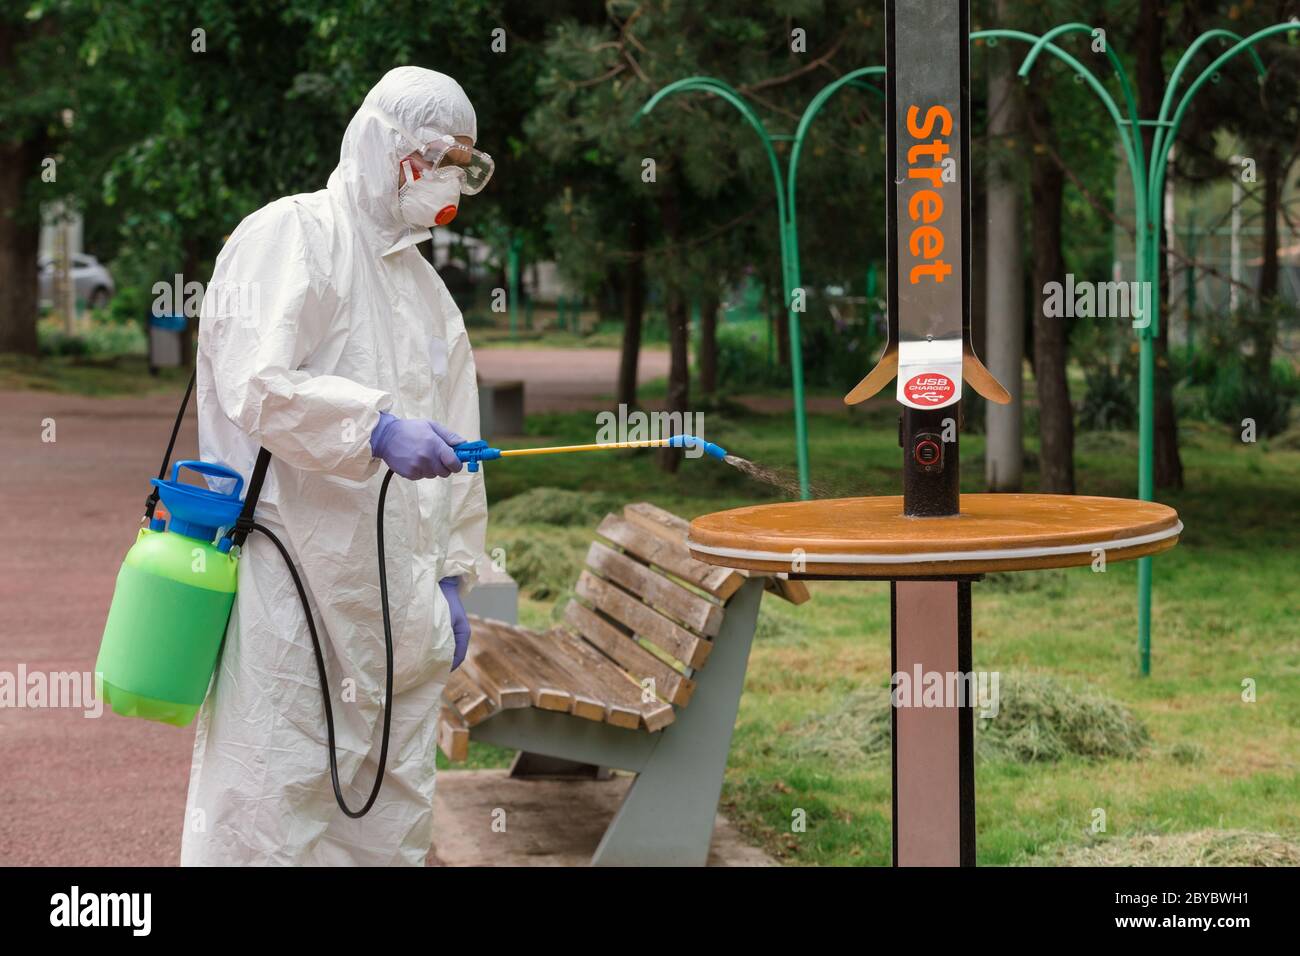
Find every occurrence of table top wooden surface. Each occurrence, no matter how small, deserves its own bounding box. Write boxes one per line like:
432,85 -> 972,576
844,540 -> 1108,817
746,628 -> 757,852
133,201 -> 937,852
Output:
687,494 -> 1181,578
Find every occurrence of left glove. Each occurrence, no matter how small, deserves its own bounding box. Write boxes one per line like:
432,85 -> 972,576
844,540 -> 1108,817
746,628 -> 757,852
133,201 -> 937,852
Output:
440,576 -> 471,671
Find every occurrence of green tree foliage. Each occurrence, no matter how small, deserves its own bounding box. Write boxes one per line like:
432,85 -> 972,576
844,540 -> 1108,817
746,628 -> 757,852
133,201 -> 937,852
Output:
527,1 -> 890,381
17,1 -> 593,328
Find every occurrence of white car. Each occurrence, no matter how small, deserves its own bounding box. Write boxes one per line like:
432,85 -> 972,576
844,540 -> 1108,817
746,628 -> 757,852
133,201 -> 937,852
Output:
38,253 -> 116,309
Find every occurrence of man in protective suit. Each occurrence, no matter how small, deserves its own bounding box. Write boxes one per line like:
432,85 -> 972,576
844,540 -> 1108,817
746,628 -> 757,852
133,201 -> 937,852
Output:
183,67 -> 490,866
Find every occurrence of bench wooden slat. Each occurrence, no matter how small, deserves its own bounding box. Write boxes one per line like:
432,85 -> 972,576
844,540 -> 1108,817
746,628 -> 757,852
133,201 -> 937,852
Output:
563,600 -> 695,707
481,619 -> 608,722
511,626 -> 640,726
471,614 -> 662,728
576,569 -> 710,669
438,706 -> 469,761
473,618 -> 573,713
627,503 -> 810,605
597,513 -> 743,602
532,625 -> 661,729
585,541 -> 724,637
445,669 -> 495,727
639,699 -> 675,732
474,620 -> 644,729
766,575 -> 812,605
460,647 -> 531,710
541,625 -> 673,731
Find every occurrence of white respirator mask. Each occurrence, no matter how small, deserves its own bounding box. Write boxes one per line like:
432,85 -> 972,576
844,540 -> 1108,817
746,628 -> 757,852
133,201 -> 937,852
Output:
398,160 -> 464,228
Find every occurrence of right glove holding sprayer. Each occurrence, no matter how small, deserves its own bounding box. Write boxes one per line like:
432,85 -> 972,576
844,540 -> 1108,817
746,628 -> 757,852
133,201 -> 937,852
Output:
370,412 -> 465,479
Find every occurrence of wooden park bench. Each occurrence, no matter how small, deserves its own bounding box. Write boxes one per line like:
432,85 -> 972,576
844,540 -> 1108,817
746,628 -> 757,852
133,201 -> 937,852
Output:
437,501 -> 809,866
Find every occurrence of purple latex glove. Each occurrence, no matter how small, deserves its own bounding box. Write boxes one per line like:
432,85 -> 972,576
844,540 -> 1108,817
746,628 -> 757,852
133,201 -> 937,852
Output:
440,577 -> 471,671
370,412 -> 464,479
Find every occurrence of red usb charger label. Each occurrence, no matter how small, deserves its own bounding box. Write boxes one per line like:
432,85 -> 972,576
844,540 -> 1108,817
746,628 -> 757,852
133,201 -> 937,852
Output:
903,373 -> 955,406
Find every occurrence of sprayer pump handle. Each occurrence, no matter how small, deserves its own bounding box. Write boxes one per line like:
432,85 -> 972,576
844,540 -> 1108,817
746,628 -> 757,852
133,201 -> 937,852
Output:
171,460 -> 246,496
453,440 -> 502,473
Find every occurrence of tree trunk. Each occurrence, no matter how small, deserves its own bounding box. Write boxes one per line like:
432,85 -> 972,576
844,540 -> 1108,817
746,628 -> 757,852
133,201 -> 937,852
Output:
660,289 -> 690,474
984,20 -> 1025,492
699,292 -> 718,397
1027,91 -> 1074,494
0,140 -> 41,355
656,189 -> 689,474
598,271 -> 619,325
1137,0 -> 1183,490
617,215 -> 644,409
0,20 -> 41,356
1253,141 -> 1283,372
1258,143 -> 1281,304
767,273 -> 790,371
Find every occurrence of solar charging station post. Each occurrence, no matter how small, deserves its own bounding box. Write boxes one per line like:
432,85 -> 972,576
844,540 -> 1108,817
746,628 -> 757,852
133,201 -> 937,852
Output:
886,0 -> 976,867
848,0 -> 1004,866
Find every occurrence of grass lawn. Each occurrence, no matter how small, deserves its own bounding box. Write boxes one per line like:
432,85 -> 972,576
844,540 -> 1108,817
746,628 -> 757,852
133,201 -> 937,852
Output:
454,392 -> 1300,866
0,352 -> 194,397
469,313 -> 672,350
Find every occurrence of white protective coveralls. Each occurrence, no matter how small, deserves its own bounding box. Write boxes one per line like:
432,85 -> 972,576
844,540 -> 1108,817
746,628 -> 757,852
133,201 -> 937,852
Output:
183,67 -> 488,866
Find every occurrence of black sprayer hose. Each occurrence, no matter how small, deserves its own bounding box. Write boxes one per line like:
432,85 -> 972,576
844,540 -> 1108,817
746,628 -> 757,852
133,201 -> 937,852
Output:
249,467 -> 397,819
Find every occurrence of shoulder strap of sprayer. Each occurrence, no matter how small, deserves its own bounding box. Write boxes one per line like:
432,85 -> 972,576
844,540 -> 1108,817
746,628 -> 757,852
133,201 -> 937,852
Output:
229,448 -> 271,549
146,366 -> 272,550
143,368 -> 197,521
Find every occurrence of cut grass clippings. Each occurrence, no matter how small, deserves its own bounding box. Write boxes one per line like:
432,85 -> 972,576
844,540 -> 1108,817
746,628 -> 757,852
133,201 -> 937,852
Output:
792,673 -> 1151,767
488,486 -> 624,527
1025,829 -> 1300,866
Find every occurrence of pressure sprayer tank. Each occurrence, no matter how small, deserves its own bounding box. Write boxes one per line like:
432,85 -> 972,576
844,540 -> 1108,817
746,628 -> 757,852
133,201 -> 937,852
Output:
96,461 -> 245,727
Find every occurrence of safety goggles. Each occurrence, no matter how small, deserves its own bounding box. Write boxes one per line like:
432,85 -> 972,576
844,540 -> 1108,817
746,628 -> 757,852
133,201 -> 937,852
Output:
416,134 -> 494,195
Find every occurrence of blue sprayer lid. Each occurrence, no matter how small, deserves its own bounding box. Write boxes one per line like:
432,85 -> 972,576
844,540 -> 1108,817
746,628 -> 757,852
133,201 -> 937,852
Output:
151,460 -> 246,551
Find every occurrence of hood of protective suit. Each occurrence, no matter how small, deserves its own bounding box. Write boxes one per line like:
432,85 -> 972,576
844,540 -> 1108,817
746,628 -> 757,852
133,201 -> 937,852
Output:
328,66 -> 478,257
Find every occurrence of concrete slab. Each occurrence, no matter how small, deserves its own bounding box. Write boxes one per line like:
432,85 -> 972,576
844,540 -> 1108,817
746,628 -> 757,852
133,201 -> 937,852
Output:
428,770 -> 777,867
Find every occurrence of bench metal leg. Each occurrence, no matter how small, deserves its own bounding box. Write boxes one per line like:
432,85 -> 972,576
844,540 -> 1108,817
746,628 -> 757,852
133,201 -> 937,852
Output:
591,578 -> 764,867
509,751 -> 612,780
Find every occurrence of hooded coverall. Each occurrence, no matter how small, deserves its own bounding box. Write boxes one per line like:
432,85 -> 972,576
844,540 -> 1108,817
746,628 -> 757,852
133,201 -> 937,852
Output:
182,67 -> 487,866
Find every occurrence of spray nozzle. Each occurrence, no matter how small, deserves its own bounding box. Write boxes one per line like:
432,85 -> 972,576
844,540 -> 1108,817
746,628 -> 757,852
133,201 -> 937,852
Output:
668,434 -> 729,459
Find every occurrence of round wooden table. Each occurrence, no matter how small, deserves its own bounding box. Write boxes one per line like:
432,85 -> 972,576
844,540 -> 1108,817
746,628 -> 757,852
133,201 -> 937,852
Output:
687,493 -> 1181,866
688,494 -> 1181,577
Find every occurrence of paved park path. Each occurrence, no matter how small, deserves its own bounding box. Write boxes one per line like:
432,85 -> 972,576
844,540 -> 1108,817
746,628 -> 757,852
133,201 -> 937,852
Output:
477,347 -> 668,413
0,346 -> 768,866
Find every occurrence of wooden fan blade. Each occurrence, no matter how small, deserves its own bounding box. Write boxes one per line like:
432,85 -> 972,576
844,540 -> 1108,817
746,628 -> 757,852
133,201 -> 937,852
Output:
962,347 -> 1011,404
843,346 -> 898,405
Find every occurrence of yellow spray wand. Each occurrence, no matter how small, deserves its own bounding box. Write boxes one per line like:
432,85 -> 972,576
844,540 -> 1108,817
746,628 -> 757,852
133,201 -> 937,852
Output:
454,435 -> 727,471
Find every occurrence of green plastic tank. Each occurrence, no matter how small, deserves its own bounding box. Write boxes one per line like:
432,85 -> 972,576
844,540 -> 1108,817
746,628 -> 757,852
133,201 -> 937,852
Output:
97,461 -> 245,727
